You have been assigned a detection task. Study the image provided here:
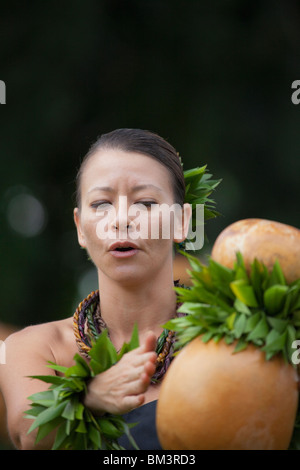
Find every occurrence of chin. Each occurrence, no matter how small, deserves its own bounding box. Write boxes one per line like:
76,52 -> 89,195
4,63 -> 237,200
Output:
114,268 -> 148,283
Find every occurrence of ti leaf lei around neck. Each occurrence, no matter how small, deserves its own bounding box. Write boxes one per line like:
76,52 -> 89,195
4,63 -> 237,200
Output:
25,164 -> 221,450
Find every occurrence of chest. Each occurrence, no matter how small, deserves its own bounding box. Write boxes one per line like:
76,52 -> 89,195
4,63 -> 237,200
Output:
144,382 -> 161,404
50,324 -> 80,372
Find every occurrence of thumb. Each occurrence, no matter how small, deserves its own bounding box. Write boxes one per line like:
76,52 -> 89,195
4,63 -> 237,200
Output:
142,331 -> 157,353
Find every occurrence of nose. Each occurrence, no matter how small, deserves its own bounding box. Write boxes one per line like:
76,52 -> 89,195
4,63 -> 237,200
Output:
110,196 -> 134,233
111,221 -> 132,230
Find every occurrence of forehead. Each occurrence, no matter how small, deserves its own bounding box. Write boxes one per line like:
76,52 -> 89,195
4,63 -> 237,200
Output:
81,148 -> 173,192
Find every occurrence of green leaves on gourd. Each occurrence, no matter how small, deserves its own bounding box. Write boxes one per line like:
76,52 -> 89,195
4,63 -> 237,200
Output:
166,251 -> 300,364
24,325 -> 140,450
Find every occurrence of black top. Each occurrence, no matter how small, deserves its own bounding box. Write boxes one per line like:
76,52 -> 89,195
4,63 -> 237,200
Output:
117,400 -> 162,450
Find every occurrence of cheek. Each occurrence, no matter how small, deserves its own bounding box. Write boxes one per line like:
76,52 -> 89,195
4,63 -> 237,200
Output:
80,215 -> 105,252
128,210 -> 152,240
83,218 -> 98,239
82,209 -> 116,244
141,210 -> 175,256
127,211 -> 168,242
95,211 -> 115,241
147,207 -> 177,241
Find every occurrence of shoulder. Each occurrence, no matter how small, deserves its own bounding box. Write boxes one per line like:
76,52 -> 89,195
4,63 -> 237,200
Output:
4,317 -> 76,366
5,317 -> 72,348
5,322 -> 53,351
0,317 -> 78,388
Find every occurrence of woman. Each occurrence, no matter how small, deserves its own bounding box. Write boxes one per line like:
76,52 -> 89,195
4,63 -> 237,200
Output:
0,322 -> 18,447
0,128 -> 192,450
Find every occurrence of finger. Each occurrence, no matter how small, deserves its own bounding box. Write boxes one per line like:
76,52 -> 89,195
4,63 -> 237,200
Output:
124,360 -> 156,389
144,359 -> 156,378
140,371 -> 151,387
141,331 -> 157,353
124,365 -> 145,382
124,350 -> 157,368
121,393 -> 145,413
119,377 -> 148,403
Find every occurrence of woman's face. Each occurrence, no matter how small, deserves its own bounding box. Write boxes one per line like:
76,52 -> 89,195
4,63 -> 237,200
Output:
74,148 -> 191,284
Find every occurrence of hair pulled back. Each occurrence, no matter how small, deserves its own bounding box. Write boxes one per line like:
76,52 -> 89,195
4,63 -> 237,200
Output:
75,128 -> 185,208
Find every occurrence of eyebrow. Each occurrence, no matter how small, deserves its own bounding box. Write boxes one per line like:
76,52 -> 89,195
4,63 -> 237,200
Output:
88,184 -> 163,194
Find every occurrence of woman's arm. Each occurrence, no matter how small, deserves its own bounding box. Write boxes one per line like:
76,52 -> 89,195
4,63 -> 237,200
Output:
0,326 -> 58,450
0,327 -> 157,449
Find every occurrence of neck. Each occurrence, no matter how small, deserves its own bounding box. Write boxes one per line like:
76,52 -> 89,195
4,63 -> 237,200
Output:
97,263 -> 178,350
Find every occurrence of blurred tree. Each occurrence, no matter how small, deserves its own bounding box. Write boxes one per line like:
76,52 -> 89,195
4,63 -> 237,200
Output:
0,0 -> 299,334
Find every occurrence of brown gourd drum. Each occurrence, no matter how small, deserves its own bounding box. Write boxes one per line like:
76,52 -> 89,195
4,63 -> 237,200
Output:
156,218 -> 300,450
211,218 -> 300,283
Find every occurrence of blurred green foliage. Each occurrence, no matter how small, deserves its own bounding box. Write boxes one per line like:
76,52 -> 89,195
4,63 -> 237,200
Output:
0,0 -> 299,332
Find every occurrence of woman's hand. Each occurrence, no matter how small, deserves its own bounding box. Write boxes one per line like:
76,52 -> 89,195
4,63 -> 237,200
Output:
84,331 -> 157,415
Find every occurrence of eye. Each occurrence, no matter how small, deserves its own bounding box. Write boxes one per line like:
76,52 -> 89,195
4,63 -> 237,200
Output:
90,201 -> 112,209
135,201 -> 157,208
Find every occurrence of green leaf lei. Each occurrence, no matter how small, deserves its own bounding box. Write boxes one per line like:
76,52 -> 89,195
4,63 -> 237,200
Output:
25,326 -> 140,450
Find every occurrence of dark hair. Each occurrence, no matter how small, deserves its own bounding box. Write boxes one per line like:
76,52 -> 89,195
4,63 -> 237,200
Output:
75,128 -> 185,208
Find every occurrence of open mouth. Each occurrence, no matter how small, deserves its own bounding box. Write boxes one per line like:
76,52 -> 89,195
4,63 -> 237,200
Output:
109,242 -> 139,251
114,247 -> 134,251
109,242 -> 139,256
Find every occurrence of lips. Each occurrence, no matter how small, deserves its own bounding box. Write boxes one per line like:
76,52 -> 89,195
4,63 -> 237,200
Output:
108,241 -> 140,259
109,241 -> 139,252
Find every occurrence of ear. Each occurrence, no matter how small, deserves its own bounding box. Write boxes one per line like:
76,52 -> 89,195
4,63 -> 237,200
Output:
173,203 -> 192,243
73,207 -> 86,248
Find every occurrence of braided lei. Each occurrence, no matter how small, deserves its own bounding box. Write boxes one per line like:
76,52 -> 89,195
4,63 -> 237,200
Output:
73,280 -> 185,384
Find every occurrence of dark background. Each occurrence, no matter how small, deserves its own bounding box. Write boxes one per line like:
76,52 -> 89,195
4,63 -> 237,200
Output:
0,0 -> 299,331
